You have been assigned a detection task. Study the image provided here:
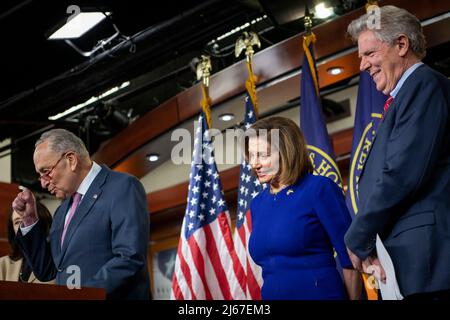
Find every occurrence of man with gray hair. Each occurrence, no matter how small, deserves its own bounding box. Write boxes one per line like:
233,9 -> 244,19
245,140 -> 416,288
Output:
344,5 -> 450,299
12,128 -> 151,299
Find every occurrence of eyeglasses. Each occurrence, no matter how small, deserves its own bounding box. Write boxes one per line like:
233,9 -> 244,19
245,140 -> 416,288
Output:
38,152 -> 67,181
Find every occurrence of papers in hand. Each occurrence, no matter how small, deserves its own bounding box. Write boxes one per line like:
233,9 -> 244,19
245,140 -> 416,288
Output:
375,234 -> 404,300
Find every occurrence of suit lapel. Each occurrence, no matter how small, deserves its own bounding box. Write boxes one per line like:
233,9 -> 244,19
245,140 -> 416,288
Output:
358,100 -> 395,182
59,166 -> 109,259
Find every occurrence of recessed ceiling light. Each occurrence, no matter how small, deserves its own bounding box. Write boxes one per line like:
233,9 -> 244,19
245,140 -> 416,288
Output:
147,154 -> 159,162
327,67 -> 344,75
218,113 -> 235,122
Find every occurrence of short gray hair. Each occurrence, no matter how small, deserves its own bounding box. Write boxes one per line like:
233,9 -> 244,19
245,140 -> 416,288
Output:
35,128 -> 90,159
347,5 -> 426,59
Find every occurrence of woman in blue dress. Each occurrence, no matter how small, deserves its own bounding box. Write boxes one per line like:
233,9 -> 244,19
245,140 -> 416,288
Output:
245,116 -> 361,300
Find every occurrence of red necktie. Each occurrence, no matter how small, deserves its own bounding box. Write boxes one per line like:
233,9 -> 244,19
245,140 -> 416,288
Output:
61,192 -> 81,247
382,96 -> 393,120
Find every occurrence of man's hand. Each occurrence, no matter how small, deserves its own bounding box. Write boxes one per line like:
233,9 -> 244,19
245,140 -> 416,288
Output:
347,247 -> 363,272
12,187 -> 38,227
363,256 -> 386,284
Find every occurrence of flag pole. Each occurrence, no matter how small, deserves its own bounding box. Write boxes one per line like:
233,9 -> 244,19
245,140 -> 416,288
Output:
235,31 -> 261,118
303,6 -> 319,97
232,30 -> 264,300
357,0 -> 381,301
172,53 -> 245,300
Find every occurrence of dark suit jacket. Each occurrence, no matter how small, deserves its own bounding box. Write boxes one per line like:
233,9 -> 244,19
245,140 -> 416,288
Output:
345,65 -> 450,297
17,165 -> 151,299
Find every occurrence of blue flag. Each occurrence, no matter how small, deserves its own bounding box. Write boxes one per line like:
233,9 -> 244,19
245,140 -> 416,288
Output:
345,71 -> 388,216
299,33 -> 345,280
300,34 -> 342,187
345,71 -> 387,300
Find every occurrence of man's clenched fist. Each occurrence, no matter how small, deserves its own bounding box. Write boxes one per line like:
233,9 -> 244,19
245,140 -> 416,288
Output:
12,187 -> 38,227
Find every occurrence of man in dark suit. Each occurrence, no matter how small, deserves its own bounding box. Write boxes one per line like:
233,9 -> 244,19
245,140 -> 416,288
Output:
344,5 -> 450,299
12,129 -> 150,299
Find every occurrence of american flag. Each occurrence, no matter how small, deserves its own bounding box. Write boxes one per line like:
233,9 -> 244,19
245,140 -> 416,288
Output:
171,112 -> 246,300
232,94 -> 265,299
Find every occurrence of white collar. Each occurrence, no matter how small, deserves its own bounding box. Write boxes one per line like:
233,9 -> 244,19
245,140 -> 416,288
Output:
76,161 -> 102,198
390,62 -> 423,98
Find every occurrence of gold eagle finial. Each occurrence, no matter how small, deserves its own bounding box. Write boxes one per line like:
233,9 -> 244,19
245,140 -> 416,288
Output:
235,31 -> 261,62
196,55 -> 212,87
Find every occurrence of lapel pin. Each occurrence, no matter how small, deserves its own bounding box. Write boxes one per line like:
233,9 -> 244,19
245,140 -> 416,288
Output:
93,194 -> 98,199
287,189 -> 294,195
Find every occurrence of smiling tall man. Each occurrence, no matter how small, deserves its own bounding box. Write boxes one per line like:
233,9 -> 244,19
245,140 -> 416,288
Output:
344,5 -> 450,300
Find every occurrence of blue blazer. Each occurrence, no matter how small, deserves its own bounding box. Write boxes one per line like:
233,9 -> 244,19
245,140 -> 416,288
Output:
17,165 -> 151,299
345,65 -> 450,296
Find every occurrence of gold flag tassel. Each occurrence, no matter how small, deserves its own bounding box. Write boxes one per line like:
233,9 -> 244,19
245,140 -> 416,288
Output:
245,61 -> 259,118
200,83 -> 212,129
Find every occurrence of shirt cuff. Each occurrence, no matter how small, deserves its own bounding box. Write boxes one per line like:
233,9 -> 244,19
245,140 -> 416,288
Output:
20,220 -> 39,236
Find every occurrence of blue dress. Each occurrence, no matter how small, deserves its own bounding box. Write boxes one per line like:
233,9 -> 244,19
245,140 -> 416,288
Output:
249,173 -> 353,300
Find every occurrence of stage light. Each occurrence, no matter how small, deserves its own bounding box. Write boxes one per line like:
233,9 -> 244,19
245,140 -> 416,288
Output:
315,3 -> 334,19
48,12 -> 111,40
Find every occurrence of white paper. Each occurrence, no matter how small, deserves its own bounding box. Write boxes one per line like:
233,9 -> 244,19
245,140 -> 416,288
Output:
375,234 -> 404,300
